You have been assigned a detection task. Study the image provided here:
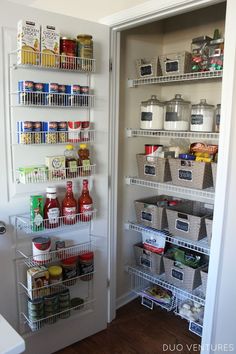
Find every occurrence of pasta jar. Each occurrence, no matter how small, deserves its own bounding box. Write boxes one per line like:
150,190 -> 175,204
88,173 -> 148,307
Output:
140,95 -> 164,130
164,94 -> 191,131
215,103 -> 221,133
190,99 -> 214,132
79,252 -> 94,281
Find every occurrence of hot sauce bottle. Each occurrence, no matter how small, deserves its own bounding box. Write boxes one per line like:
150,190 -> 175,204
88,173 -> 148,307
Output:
78,179 -> 93,222
43,187 -> 60,228
62,181 -> 77,225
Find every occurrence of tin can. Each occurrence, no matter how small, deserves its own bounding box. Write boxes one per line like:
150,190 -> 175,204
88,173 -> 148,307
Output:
55,240 -> 66,260
18,80 -> 34,105
145,144 -> 163,156
44,294 -> 59,324
60,37 -> 77,70
32,236 -> 51,264
57,121 -> 68,143
81,121 -> 90,141
34,82 -> 45,105
45,83 -> 59,106
32,121 -> 42,144
43,121 -> 58,144
58,84 -> 66,106
80,86 -> 89,106
68,121 -> 81,142
17,121 -> 33,144
69,85 -> 81,107
59,289 -> 71,319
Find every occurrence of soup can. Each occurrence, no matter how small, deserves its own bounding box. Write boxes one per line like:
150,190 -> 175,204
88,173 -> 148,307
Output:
43,121 -> 58,144
33,121 -> 42,144
145,144 -> 163,157
18,80 -> 34,105
17,121 -> 33,144
57,121 -> 68,143
32,236 -> 51,264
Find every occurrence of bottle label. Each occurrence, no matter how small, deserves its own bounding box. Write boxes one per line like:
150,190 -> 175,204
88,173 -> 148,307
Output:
63,207 -> 77,220
81,204 -> 93,216
48,208 -> 60,224
68,160 -> 77,173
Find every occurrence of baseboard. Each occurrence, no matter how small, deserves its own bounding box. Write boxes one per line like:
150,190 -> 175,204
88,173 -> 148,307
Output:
116,291 -> 138,310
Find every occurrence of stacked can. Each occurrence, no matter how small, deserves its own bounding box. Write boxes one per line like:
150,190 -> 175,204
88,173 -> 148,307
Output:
34,82 -> 45,105
33,121 -> 42,144
45,83 -> 59,106
59,289 -> 71,319
43,122 -> 58,144
80,86 -> 89,107
44,293 -> 59,324
17,121 -> 33,144
57,121 -> 68,143
81,121 -> 90,141
70,84 -> 80,107
28,298 -> 44,331
18,80 -> 34,105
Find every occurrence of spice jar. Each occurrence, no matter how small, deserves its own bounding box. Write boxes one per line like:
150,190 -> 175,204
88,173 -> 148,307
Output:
215,103 -> 221,133
140,95 -> 164,130
62,256 -> 78,286
190,99 -> 214,132
79,252 -> 94,281
48,265 -> 63,284
164,94 -> 191,131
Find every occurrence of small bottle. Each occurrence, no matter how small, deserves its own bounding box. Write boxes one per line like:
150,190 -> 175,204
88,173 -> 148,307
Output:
62,181 -> 77,225
64,144 -> 78,178
44,187 -> 61,228
78,179 -> 93,222
78,143 -> 91,176
215,104 -> 221,133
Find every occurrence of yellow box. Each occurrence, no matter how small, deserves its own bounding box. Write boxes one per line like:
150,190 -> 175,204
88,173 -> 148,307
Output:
41,24 -> 60,67
17,19 -> 40,65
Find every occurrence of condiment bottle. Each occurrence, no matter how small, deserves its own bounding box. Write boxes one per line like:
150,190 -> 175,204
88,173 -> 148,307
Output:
78,143 -> 91,176
64,144 -> 78,178
78,179 -> 93,222
62,181 -> 77,225
43,187 -> 61,228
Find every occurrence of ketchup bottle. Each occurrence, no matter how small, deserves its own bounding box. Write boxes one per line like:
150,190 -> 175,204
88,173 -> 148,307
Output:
62,181 -> 77,225
78,179 -> 93,222
44,187 -> 60,228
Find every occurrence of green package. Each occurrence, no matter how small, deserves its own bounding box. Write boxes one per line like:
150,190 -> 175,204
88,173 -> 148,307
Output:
30,195 -> 44,231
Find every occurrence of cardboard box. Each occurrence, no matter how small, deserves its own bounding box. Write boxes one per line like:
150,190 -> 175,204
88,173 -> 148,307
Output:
27,266 -> 50,299
45,155 -> 66,181
41,24 -> 60,67
17,19 -> 40,65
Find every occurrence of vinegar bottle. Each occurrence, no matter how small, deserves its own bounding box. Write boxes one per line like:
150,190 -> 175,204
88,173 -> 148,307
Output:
78,179 -> 93,222
62,181 -> 77,225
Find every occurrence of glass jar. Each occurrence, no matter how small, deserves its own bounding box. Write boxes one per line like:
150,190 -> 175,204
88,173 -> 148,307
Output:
79,252 -> 94,281
60,37 -> 77,69
190,99 -> 215,132
48,265 -> 63,284
215,103 -> 221,133
62,256 -> 78,286
164,94 -> 191,131
76,34 -> 93,59
140,95 -> 164,130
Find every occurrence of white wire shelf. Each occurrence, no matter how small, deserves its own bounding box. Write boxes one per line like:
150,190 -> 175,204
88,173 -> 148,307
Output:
125,177 -> 215,204
14,129 -> 95,146
126,128 -> 219,141
128,70 -> 223,87
11,91 -> 94,108
10,50 -> 95,73
22,298 -> 94,332
16,164 -> 96,184
15,211 -> 96,235
127,265 -> 205,306
125,221 -> 210,255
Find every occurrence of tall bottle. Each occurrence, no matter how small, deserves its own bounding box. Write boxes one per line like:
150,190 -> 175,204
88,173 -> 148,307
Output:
44,187 -> 60,228
78,143 -> 91,176
62,181 -> 77,225
64,144 -> 78,178
78,179 -> 93,222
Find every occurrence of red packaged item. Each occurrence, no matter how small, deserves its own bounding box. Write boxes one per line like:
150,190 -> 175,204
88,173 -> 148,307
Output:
78,179 -> 93,222
62,181 -> 77,225
81,121 -> 90,141
43,187 -> 61,228
68,121 -> 81,142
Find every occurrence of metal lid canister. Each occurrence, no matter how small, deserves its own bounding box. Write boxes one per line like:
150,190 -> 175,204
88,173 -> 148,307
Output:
140,95 -> 164,130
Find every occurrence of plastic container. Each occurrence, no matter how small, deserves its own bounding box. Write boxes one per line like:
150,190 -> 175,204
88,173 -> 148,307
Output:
64,144 -> 78,178
164,94 -> 191,131
190,99 -> 215,132
140,95 -> 164,130
215,104 -> 221,132
79,252 -> 94,281
62,256 -> 78,286
48,265 -> 63,284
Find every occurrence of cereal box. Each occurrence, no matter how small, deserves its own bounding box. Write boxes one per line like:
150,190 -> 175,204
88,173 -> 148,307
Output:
45,155 -> 66,181
27,266 -> 50,299
41,25 -> 60,67
17,19 -> 40,65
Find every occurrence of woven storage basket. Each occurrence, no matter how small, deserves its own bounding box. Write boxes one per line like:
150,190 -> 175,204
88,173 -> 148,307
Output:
163,255 -> 205,291
159,51 -> 192,76
134,243 -> 164,275
136,154 -> 171,183
205,217 -> 213,246
200,267 -> 208,295
134,195 -> 174,229
168,158 -> 213,189
166,201 -> 211,241
211,162 -> 217,189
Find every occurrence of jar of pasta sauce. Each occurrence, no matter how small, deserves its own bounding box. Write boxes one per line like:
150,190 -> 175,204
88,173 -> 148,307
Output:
79,252 -> 94,281
60,37 -> 77,70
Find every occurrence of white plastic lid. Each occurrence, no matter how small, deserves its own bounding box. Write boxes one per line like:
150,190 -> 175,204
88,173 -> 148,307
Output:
46,187 -> 57,193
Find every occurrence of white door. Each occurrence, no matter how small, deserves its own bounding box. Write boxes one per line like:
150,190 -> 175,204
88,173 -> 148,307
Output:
0,2 -> 110,353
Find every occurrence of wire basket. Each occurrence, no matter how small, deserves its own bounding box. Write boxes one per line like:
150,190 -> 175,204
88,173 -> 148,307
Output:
211,162 -> 217,189
159,51 -> 192,76
168,158 -> 213,189
136,154 -> 172,183
134,243 -> 164,275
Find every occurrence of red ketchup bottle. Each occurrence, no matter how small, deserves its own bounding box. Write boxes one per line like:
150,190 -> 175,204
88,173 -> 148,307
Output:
62,181 -> 77,225
78,179 -> 93,222
43,187 -> 61,228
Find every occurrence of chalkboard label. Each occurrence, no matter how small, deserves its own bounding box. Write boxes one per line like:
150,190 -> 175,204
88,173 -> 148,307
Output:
178,169 -> 193,181
144,164 -> 156,176
141,296 -> 154,310
140,64 -> 153,77
171,268 -> 184,281
140,257 -> 151,268
189,322 -> 203,337
176,219 -> 189,232
165,112 -> 178,122
191,114 -> 203,125
141,112 -> 153,121
165,60 -> 179,73
141,211 -> 152,222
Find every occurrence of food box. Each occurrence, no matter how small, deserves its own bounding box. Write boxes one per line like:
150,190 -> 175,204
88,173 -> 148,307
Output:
134,243 -> 164,275
30,195 -> 44,232
41,25 -> 60,67
17,19 -> 40,65
45,155 -> 66,180
18,165 -> 48,184
27,266 -> 50,299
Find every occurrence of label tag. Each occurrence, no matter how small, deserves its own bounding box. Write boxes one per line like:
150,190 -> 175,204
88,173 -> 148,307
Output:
189,322 -> 203,337
171,268 -> 184,281
191,114 -> 203,125
144,164 -> 156,176
165,60 -> 179,73
140,64 -> 153,77
141,211 -> 152,222
141,111 -> 153,121
141,296 -> 154,310
175,219 -> 189,232
140,257 -> 151,268
165,112 -> 178,121
178,169 -> 193,181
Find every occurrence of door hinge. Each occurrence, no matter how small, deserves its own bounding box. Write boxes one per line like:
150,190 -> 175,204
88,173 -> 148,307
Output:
109,60 -> 112,72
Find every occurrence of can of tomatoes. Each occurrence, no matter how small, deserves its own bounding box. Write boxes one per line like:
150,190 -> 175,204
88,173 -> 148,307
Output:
32,236 -> 51,264
145,144 -> 163,161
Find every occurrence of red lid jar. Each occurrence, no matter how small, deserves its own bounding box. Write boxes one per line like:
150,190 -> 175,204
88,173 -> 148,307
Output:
79,251 -> 94,281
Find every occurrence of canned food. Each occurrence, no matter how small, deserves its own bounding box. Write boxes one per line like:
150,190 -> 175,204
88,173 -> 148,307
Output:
70,85 -> 81,107
60,37 -> 77,70
43,121 -> 58,144
45,83 -> 59,106
77,34 -> 93,59
62,256 -> 78,286
33,121 -> 42,144
59,289 -> 71,319
145,144 -> 163,157
34,82 -> 45,105
68,121 -> 81,142
78,251 -> 94,281
17,121 -> 33,144
57,121 -> 68,143
80,86 -> 89,106
81,121 -> 90,141
18,80 -> 34,105
32,236 -> 51,264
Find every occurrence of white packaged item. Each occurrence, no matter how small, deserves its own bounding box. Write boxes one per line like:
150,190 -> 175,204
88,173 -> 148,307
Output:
190,99 -> 214,132
17,20 -> 40,65
27,266 -> 50,299
140,95 -> 164,130
142,230 -> 166,254
41,24 -> 60,67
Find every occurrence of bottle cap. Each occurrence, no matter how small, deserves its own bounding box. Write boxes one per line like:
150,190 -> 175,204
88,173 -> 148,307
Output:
79,143 -> 87,149
66,144 -> 74,150
46,187 -> 57,193
48,265 -> 62,277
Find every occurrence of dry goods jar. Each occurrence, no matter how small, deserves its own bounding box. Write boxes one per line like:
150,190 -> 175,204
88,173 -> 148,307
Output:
190,99 -> 214,132
164,94 -> 191,131
140,95 -> 164,130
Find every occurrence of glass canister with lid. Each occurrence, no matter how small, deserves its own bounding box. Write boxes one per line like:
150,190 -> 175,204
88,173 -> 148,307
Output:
140,95 -> 164,130
164,94 -> 191,131
190,99 -> 214,132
